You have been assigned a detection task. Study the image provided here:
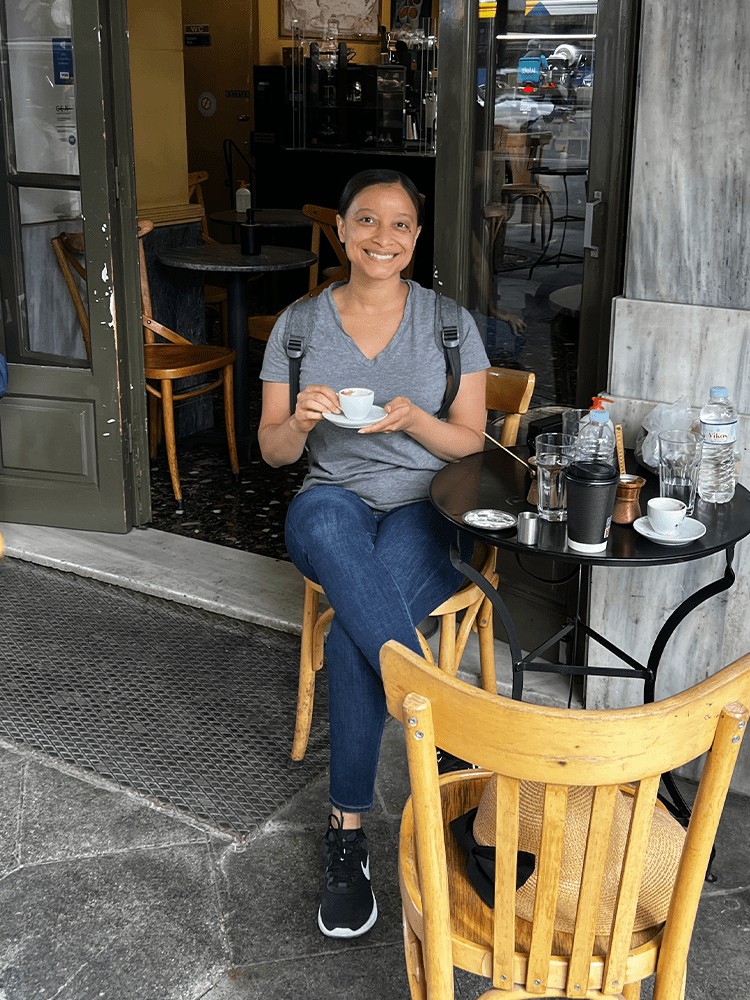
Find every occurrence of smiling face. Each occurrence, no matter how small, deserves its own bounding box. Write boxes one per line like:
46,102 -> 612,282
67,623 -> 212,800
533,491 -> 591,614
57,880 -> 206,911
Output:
336,182 -> 421,281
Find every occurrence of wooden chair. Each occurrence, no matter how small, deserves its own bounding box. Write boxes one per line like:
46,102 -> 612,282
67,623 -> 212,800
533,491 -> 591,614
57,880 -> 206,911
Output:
484,131 -> 553,268
187,170 -> 229,346
247,203 -> 350,344
289,365 -> 536,763
137,220 -> 240,510
381,638 -> 750,1000
50,231 -> 91,361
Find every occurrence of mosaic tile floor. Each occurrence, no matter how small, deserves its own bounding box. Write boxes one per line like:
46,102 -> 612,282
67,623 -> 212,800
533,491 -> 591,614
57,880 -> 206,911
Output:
149,344 -> 306,560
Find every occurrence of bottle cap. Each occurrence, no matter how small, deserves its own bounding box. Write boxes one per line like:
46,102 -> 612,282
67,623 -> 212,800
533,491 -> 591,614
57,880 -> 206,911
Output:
709,386 -> 729,398
590,395 -> 613,410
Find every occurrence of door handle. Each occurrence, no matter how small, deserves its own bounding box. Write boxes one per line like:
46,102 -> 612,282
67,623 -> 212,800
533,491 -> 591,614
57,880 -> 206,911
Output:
583,192 -> 603,258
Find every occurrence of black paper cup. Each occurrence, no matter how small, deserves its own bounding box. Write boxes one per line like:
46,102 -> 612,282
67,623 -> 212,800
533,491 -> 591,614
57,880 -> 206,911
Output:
565,461 -> 619,553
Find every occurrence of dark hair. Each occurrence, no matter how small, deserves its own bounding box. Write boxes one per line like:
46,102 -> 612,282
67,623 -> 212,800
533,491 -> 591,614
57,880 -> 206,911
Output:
338,170 -> 423,225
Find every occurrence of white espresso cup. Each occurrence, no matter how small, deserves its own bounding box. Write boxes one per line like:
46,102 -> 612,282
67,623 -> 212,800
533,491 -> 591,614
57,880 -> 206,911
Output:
647,496 -> 687,535
338,387 -> 374,420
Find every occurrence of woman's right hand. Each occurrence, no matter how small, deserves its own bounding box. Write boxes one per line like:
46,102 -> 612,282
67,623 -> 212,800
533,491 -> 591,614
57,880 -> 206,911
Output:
290,384 -> 341,434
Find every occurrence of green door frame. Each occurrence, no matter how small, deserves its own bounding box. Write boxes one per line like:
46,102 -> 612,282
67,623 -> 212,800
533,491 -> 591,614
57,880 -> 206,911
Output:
0,0 -> 149,529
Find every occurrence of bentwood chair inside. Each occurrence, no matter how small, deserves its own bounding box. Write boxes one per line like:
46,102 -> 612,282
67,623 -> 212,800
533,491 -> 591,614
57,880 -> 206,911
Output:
289,365 -> 536,763
137,220 -> 240,510
381,638 -> 750,1000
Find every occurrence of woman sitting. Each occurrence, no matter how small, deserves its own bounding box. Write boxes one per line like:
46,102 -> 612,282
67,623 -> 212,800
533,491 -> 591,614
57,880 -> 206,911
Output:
258,169 -> 489,938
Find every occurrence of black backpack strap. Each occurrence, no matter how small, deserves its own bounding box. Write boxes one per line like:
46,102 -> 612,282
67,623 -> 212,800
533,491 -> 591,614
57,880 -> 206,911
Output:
284,297 -> 318,414
435,293 -> 462,420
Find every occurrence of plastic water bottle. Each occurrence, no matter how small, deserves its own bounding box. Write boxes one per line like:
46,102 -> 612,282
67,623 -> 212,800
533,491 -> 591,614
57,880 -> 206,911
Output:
698,386 -> 737,503
235,181 -> 252,214
575,409 -> 616,464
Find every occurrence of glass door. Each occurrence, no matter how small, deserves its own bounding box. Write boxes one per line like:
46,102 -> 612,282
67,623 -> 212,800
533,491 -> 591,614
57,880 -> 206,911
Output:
473,0 -> 597,406
435,0 -> 639,408
0,0 -> 148,530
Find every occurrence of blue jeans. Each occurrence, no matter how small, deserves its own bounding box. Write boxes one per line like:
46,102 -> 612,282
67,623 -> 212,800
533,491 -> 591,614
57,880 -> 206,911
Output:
285,485 -> 470,813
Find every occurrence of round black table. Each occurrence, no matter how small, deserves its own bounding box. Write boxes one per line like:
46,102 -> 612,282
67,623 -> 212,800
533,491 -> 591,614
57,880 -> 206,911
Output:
431,446 -> 750,830
157,244 -> 317,439
430,447 -> 750,693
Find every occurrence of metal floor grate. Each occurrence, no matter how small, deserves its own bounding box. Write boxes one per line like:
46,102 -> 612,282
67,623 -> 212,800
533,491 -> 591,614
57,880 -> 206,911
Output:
0,558 -> 329,841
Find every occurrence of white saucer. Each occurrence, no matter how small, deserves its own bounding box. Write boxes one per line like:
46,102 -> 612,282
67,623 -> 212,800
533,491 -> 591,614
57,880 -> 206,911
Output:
633,516 -> 706,546
463,509 -> 518,531
322,405 -> 387,429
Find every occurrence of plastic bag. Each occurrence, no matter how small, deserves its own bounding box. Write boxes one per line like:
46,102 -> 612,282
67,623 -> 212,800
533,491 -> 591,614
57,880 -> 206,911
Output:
0,354 -> 7,398
635,396 -> 693,470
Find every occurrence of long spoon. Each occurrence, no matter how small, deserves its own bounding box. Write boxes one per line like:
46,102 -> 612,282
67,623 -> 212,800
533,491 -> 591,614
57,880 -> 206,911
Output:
483,431 -> 532,470
614,424 -> 626,477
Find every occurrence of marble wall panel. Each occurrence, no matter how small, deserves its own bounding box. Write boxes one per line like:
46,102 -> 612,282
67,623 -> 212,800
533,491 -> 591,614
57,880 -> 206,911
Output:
626,0 -> 750,308
609,298 -> 750,413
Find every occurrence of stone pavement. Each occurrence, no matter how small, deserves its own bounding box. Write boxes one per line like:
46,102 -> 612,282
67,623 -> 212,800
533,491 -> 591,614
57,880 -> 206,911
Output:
1,718 -> 748,999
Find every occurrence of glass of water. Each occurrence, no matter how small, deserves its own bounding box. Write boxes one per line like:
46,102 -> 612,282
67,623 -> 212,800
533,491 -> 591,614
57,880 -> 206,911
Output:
657,430 -> 703,515
535,432 -> 576,521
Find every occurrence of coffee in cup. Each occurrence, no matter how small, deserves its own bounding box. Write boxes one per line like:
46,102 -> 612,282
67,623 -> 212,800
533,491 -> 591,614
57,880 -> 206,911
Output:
338,387 -> 374,420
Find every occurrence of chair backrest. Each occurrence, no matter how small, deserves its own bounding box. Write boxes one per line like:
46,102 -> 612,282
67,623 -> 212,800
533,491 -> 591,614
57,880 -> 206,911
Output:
136,219 -> 156,333
381,639 -> 750,999
504,131 -> 552,186
301,203 -> 350,297
50,231 -> 91,360
187,170 -> 215,244
485,366 -> 535,445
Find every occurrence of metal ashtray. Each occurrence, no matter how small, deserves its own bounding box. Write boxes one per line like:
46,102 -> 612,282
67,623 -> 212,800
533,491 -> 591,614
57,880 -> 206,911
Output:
462,509 -> 518,531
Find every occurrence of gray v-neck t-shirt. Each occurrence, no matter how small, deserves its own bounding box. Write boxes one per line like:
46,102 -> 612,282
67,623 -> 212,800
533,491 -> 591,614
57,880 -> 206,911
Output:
260,280 -> 489,511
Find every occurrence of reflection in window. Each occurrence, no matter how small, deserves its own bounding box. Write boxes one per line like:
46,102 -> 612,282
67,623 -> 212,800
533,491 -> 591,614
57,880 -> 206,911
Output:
471,1 -> 596,406
5,0 -> 78,176
20,187 -> 88,363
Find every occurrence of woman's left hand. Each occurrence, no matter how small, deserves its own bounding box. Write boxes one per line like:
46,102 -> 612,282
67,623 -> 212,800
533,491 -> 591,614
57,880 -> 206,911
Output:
359,396 -> 420,435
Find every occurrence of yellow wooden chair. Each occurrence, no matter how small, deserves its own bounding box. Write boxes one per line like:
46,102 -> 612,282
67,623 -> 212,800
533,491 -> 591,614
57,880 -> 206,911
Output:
247,203 -> 350,344
381,638 -> 750,1000
289,365 -> 536,762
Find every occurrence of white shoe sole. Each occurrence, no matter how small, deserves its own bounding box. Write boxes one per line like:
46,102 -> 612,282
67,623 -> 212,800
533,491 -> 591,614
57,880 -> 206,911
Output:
317,893 -> 378,938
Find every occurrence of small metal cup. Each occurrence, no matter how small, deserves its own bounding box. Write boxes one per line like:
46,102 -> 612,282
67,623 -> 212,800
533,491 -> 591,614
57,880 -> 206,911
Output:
517,511 -> 539,545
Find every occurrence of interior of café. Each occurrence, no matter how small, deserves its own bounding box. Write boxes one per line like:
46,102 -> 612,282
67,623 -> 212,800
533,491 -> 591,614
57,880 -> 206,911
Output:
123,0 -> 598,560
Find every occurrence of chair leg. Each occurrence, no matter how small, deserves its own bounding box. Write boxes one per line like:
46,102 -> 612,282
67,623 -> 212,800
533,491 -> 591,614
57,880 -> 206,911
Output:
221,365 -> 240,475
437,612 -> 458,675
291,585 -> 325,762
477,594 -> 497,694
403,910 -> 428,1000
622,982 -> 642,1000
159,380 -> 182,507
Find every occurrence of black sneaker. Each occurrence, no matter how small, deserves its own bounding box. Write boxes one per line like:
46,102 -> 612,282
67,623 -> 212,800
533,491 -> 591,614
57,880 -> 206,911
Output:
318,815 -> 378,938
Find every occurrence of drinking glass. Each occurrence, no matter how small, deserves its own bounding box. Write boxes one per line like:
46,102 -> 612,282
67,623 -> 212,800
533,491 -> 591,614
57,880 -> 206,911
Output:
561,408 -> 590,441
535,432 -> 576,521
657,430 -> 703,515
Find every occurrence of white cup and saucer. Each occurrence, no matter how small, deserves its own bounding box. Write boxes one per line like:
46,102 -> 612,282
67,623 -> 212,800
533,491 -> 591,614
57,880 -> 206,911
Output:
633,497 -> 706,546
323,388 -> 387,429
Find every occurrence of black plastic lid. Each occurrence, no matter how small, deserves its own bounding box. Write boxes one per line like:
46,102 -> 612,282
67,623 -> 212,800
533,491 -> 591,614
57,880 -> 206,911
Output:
567,460 -> 618,482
